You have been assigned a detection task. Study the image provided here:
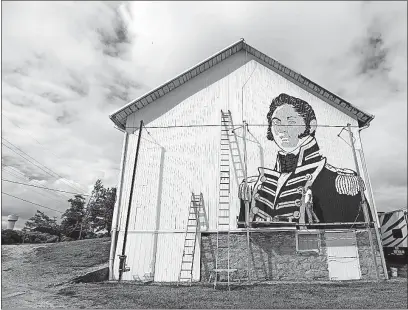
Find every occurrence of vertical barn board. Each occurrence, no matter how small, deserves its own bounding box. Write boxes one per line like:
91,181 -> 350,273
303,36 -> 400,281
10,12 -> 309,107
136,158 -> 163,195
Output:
111,132 -> 138,280
325,231 -> 361,280
113,130 -> 164,280
124,135 -> 163,279
115,51 -> 373,281
154,232 -> 201,282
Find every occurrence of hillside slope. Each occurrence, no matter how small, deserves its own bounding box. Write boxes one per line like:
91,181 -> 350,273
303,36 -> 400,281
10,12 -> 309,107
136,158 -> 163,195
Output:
1,238 -> 111,308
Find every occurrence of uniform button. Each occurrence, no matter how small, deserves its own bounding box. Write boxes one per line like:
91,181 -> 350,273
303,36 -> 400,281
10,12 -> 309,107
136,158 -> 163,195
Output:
260,175 -> 267,182
297,186 -> 303,193
254,193 -> 260,200
252,207 -> 259,214
295,199 -> 301,206
306,174 -> 312,180
293,211 -> 300,219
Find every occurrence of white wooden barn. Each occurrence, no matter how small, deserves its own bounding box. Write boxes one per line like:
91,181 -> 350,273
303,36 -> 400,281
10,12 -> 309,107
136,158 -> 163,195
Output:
108,39 -> 388,283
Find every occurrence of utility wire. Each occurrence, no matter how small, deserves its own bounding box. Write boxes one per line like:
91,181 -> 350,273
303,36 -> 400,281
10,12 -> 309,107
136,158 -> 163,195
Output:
1,167 -> 70,204
142,123 -> 163,148
2,114 -> 76,170
1,165 -> 72,201
2,179 -> 90,196
2,138 -> 87,194
1,137 -> 86,194
2,192 -> 64,214
126,124 -> 360,129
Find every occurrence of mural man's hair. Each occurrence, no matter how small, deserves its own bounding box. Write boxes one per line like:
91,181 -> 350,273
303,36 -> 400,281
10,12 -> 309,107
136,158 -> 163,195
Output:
266,93 -> 317,141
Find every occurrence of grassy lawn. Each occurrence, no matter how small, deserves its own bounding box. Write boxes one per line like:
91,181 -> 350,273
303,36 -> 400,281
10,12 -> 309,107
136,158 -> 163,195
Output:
59,280 -> 407,309
3,238 -> 407,309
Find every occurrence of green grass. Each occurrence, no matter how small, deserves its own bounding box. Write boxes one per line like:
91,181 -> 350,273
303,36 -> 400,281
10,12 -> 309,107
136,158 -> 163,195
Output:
3,238 -> 407,309
33,237 -> 111,268
60,280 -> 407,309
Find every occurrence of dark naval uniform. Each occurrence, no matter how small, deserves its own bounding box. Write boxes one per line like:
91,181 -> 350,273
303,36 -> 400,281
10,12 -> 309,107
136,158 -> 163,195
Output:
238,137 -> 371,224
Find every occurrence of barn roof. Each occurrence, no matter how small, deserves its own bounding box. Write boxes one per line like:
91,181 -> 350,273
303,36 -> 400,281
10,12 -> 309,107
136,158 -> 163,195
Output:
109,38 -> 375,130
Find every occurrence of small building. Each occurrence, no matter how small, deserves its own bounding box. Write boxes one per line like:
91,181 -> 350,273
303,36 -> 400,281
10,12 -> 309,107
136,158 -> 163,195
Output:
108,39 -> 388,284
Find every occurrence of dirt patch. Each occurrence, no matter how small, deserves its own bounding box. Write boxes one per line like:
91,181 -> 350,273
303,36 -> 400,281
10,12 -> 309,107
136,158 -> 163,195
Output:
1,238 -> 111,308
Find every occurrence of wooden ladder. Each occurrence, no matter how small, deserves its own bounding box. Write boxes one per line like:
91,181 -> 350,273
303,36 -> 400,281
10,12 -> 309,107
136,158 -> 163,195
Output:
213,111 -> 241,289
178,193 -> 202,285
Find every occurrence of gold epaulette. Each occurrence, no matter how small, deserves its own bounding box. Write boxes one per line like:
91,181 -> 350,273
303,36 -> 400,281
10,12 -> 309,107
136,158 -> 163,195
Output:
325,163 -> 366,196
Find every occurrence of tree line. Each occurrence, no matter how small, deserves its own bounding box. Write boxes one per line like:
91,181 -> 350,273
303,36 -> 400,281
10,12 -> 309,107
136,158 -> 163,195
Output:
23,179 -> 116,241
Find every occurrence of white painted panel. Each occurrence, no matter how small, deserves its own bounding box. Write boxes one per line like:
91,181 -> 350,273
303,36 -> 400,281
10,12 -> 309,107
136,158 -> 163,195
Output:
153,232 -> 201,282
326,231 -> 361,281
113,50 -> 367,281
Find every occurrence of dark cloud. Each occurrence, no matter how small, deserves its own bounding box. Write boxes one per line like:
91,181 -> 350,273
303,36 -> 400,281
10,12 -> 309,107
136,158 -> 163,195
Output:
97,3 -> 132,59
356,32 -> 389,75
40,92 -> 66,104
56,110 -> 76,125
106,74 -> 140,104
66,71 -> 90,97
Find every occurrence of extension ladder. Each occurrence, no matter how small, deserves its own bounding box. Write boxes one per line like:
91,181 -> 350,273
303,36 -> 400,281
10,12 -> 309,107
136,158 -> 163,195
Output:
178,193 -> 202,285
222,110 -> 245,186
213,110 -> 241,289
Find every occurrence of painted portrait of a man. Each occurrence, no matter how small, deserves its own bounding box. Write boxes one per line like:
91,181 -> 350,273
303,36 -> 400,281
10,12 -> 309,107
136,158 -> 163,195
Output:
238,93 -> 371,225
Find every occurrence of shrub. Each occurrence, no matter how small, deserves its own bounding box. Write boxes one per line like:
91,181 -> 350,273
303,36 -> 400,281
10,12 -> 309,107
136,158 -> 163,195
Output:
1,229 -> 23,244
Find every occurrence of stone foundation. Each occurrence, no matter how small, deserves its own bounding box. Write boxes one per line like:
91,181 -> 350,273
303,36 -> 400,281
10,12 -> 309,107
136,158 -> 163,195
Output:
200,229 -> 386,282
356,229 -> 387,280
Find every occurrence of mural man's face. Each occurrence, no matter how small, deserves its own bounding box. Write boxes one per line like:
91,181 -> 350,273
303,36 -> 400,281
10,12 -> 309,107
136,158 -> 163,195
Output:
271,104 -> 307,151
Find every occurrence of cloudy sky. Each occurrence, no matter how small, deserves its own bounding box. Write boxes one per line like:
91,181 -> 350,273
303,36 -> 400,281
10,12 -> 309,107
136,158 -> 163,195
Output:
1,1 -> 406,229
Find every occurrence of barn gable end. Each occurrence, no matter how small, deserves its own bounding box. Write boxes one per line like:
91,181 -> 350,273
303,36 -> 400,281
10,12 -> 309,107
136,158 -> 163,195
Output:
110,39 -> 374,131
109,39 -> 386,284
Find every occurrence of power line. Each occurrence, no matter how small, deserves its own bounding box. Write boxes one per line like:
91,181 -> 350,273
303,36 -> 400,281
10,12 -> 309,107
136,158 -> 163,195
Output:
126,123 -> 360,129
1,165 -> 72,201
2,179 -> 90,196
142,123 -> 163,147
2,114 -> 76,170
1,167 -> 70,204
1,137 -> 86,194
2,138 -> 88,194
3,142 -> 64,181
2,192 -> 64,214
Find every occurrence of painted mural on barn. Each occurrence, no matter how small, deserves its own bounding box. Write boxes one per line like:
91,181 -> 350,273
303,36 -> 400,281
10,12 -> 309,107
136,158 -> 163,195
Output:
237,93 -> 370,226
113,54 -> 377,281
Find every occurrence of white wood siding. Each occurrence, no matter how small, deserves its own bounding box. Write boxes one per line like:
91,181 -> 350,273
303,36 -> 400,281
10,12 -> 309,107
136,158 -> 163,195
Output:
113,50 -> 365,281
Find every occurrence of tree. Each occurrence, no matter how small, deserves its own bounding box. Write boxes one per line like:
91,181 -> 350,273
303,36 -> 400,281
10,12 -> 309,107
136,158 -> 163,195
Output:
87,179 -> 117,237
60,194 -> 86,240
23,210 -> 61,237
